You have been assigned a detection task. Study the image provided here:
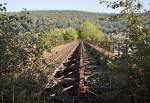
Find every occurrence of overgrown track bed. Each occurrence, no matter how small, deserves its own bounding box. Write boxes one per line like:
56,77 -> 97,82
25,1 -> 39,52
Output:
44,42 -> 79,77
42,41 -> 112,103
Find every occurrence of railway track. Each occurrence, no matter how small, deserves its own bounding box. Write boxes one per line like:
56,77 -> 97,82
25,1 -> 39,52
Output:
42,41 -> 112,103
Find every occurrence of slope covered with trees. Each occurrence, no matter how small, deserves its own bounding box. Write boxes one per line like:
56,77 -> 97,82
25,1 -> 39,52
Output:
7,10 -> 126,34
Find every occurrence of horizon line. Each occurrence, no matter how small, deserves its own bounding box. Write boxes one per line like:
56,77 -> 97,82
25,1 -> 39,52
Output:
6,9 -> 119,14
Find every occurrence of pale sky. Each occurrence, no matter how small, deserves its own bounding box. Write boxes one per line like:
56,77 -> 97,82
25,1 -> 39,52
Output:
1,0 -> 150,13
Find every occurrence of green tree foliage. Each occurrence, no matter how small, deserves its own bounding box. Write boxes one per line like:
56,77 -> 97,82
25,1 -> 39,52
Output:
0,12 -> 49,102
99,0 -> 150,103
0,14 -> 33,70
80,21 -> 107,42
33,26 -> 78,53
52,28 -> 64,44
63,27 -> 78,41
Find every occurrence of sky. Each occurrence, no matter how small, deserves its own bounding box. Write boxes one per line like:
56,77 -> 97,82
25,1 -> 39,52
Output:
1,0 -> 150,13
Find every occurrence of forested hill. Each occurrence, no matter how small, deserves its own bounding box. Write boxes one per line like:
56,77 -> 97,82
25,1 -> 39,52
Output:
7,10 -> 122,34
28,10 -> 113,16
30,10 -> 121,34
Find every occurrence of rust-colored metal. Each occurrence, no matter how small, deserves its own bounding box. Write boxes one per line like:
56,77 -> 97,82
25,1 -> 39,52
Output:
78,42 -> 90,103
79,42 -> 86,94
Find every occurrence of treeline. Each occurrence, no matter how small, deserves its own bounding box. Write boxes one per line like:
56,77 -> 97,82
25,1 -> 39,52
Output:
7,10 -> 126,34
6,10 -> 150,35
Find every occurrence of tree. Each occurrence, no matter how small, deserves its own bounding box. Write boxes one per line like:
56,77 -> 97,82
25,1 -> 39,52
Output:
63,27 -> 78,41
80,21 -> 107,42
52,28 -> 64,44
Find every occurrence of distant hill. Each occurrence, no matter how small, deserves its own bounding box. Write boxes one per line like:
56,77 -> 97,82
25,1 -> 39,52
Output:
27,10 -> 115,16
5,10 -> 126,34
